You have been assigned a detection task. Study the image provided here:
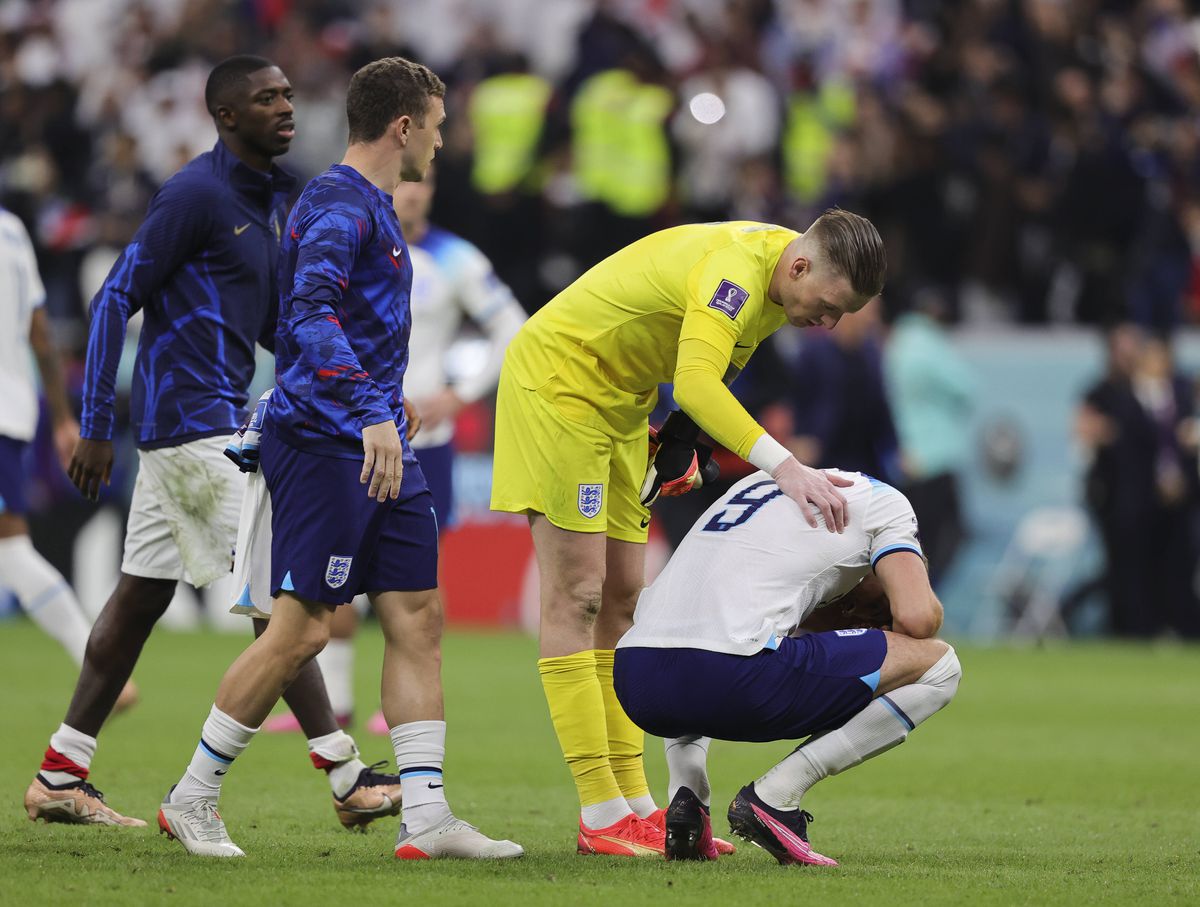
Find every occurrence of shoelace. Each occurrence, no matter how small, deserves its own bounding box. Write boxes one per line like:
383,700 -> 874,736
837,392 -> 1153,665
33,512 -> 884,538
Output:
631,816 -> 666,845
355,760 -> 400,789
185,800 -> 230,843
75,781 -> 107,803
794,809 -> 815,842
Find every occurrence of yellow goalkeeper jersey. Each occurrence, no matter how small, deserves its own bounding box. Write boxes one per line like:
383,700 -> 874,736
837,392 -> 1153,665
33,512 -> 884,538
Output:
505,221 -> 795,453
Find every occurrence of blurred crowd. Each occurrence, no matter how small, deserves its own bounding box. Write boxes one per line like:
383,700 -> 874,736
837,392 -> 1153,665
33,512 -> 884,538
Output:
4,0 -> 1200,637
6,0 -> 1200,330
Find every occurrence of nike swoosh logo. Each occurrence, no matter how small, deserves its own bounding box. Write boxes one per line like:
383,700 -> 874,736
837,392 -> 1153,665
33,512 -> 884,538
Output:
392,246 -> 402,257
640,516 -> 651,528
734,342 -> 753,348
234,224 -> 251,235
427,782 -> 443,789
214,769 -> 227,776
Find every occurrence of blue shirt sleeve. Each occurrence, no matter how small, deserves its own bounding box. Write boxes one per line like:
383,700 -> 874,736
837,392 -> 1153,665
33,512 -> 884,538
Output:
80,176 -> 218,440
288,204 -> 393,430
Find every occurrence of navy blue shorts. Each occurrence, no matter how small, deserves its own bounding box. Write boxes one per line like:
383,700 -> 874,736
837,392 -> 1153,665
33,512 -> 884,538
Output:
414,442 -> 454,532
262,428 -> 438,605
613,629 -> 888,742
0,435 -> 30,515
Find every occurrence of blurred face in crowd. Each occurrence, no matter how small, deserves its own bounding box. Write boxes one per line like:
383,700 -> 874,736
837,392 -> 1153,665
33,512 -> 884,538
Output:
393,166 -> 435,232
1137,336 -> 1173,382
770,244 -> 869,330
398,94 -> 445,183
1107,323 -> 1143,379
217,66 -> 295,165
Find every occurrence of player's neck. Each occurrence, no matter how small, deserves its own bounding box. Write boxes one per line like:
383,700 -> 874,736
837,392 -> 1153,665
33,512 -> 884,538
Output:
340,144 -> 399,195
221,134 -> 273,173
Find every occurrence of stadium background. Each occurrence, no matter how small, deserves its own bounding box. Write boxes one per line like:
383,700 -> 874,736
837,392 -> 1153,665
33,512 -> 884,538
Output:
2,2 -> 1198,903
6,0 -> 1200,640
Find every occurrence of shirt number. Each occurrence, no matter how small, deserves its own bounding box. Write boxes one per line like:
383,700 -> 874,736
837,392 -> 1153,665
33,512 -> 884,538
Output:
702,480 -> 783,532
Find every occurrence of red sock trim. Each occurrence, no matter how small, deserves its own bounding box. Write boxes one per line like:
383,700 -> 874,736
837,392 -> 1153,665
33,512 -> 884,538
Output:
310,752 -> 339,771
41,747 -> 88,780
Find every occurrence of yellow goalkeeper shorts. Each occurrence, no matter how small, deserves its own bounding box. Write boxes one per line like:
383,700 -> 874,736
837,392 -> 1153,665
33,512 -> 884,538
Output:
490,366 -> 651,542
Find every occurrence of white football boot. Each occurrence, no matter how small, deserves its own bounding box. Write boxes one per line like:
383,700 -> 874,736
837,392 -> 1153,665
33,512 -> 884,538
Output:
395,815 -> 524,860
157,791 -> 245,858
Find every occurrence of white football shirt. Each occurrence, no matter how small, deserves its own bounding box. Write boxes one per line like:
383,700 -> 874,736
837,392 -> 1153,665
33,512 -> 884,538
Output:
0,209 -> 46,442
406,226 -> 526,449
618,470 -> 924,656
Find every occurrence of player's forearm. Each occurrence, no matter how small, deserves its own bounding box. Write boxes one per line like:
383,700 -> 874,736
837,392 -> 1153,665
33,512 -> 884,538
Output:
290,300 -> 393,428
455,303 -> 525,404
29,309 -> 73,425
79,290 -> 133,440
673,364 -> 766,459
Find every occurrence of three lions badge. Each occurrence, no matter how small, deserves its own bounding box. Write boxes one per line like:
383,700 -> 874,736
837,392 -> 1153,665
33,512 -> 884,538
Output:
578,484 -> 603,519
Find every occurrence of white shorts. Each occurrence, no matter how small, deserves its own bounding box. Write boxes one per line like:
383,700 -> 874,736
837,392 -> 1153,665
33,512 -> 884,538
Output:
121,435 -> 242,588
226,469 -> 370,620
228,468 -> 273,619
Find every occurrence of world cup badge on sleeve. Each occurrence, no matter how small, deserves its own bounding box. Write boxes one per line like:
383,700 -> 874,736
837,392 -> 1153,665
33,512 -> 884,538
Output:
707,279 -> 749,319
578,484 -> 604,519
325,555 -> 353,589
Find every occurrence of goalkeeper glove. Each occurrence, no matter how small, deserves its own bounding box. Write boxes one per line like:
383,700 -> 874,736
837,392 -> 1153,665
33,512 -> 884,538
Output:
640,411 -> 720,506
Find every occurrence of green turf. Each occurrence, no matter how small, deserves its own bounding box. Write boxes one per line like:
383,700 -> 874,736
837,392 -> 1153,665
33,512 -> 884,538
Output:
0,623 -> 1196,906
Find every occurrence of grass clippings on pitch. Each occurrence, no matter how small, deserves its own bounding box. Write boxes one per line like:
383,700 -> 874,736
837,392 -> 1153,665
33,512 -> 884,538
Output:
0,623 -> 1196,906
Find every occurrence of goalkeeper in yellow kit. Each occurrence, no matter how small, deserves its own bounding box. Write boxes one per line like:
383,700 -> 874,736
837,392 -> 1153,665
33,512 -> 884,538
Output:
491,209 -> 887,857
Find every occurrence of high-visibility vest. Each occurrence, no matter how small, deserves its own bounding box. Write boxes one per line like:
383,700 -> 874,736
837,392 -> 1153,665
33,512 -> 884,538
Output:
572,69 -> 673,216
469,72 -> 552,195
783,79 -> 856,203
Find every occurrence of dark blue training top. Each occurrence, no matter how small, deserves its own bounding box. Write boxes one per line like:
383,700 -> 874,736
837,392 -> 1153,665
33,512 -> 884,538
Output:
269,163 -> 415,461
81,140 -> 296,449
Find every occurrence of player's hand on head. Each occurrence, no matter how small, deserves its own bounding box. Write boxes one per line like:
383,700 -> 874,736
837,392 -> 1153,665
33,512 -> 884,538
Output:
770,457 -> 849,533
68,437 -> 114,502
360,419 -> 404,502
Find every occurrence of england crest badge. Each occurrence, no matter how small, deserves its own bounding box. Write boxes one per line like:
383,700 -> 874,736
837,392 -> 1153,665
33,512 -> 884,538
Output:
325,555 -> 353,589
578,483 -> 603,519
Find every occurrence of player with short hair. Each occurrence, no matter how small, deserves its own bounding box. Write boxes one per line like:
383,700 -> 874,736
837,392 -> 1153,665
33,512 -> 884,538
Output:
24,56 -> 400,831
0,207 -> 137,705
490,210 -> 887,855
614,471 -> 960,864
261,167 -> 527,734
158,57 -> 522,861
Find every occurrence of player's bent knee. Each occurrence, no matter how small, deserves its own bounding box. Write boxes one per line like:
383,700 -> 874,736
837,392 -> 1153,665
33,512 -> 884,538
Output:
921,644 -> 961,709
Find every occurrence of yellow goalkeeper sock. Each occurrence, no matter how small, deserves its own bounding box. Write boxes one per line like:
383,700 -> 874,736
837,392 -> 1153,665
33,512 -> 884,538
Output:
538,650 -> 624,808
594,648 -> 651,802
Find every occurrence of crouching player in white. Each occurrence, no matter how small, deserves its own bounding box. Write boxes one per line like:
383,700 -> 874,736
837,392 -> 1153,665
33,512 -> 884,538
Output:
614,471 -> 961,865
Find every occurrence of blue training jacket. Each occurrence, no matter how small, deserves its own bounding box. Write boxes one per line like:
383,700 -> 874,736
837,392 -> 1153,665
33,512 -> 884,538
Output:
269,163 -> 416,462
81,140 -> 296,449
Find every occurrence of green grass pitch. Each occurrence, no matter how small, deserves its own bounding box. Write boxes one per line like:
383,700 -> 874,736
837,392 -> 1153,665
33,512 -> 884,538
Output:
0,622 -> 1196,906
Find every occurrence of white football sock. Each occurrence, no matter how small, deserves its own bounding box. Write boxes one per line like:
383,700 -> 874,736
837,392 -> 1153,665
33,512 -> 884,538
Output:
626,794 -> 657,818
755,647 -> 961,809
307,729 -> 367,799
0,536 -> 91,664
314,638 -> 354,718
580,796 -> 635,830
665,735 -> 712,806
41,723 -> 97,785
171,705 -> 259,806
391,720 -> 451,834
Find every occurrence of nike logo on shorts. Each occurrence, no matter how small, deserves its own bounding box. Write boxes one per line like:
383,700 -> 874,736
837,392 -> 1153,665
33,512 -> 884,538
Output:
234,223 -> 251,236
